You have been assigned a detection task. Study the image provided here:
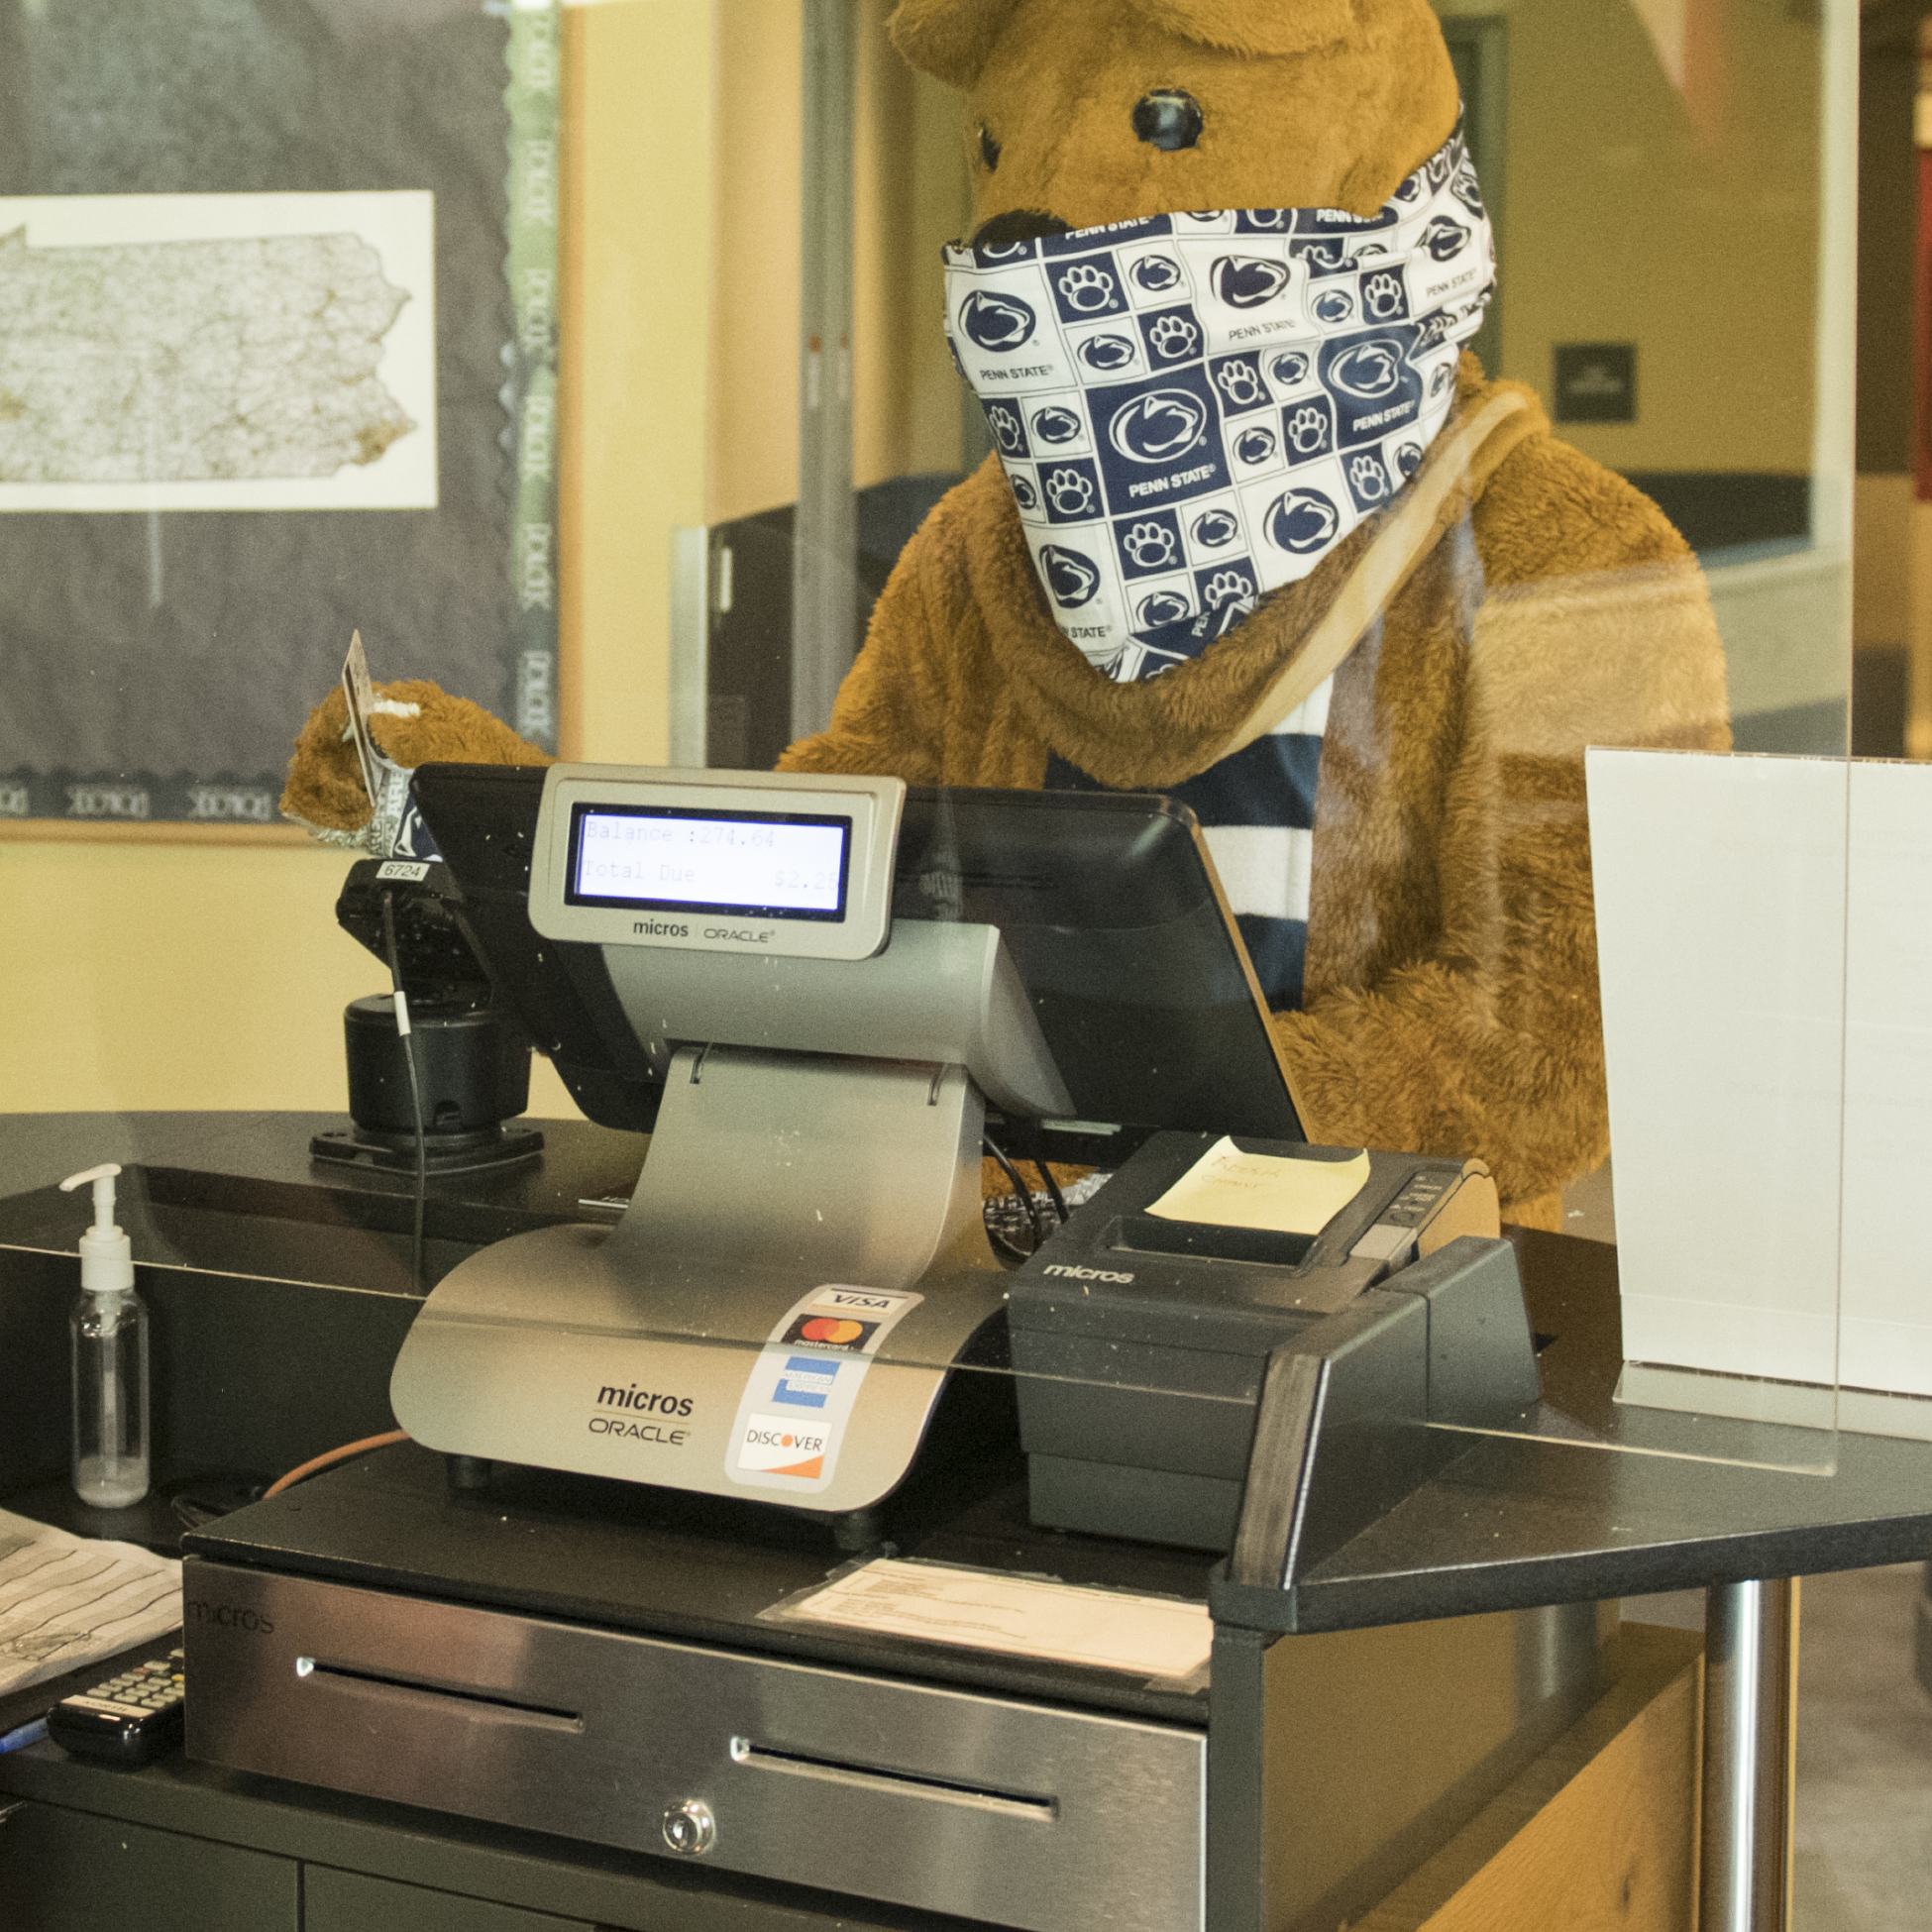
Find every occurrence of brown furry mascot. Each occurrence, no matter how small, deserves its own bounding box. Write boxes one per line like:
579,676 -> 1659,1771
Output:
779,0 -> 1731,1227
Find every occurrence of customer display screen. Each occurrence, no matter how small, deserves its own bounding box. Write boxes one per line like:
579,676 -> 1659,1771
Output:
566,805 -> 852,921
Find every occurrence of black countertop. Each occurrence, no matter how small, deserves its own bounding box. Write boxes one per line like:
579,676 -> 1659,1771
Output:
7,1114 -> 1932,1646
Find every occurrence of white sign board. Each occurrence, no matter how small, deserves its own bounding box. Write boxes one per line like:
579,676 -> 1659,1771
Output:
1589,750 -> 1932,1403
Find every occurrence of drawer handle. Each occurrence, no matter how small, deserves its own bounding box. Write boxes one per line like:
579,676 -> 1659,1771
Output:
729,1737 -> 1056,1821
294,1658 -> 584,1732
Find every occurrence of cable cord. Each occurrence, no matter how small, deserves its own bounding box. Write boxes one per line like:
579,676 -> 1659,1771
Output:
379,889 -> 430,1293
264,1430 -> 412,1499
983,1132 -> 1045,1262
1034,1157 -> 1070,1226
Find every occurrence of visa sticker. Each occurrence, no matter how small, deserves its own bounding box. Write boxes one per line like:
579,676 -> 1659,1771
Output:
725,1286 -> 921,1493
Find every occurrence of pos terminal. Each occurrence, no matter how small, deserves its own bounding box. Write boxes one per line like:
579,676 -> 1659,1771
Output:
386,763 -> 1535,1541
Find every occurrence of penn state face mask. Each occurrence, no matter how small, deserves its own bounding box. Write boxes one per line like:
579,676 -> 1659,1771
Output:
945,122 -> 1497,683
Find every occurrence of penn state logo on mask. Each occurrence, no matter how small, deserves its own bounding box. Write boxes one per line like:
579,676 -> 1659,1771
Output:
1270,351 -> 1312,388
1039,545 -> 1102,607
1212,257 -> 1292,309
960,290 -> 1038,353
1109,390 -> 1209,466
1132,256 -> 1183,294
1327,338 -> 1406,400
1137,590 -> 1193,627
1267,488 -> 1342,555
1031,404 -> 1084,445
1312,289 -> 1355,326
1193,507 -> 1241,549
1423,216 -> 1470,263
1234,425 -> 1278,467
1079,334 -> 1138,375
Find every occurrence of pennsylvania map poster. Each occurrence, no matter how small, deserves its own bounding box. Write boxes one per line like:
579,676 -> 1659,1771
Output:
0,191 -> 440,514
0,0 -> 561,828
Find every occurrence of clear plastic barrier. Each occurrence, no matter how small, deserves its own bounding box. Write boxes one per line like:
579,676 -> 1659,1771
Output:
0,0 -> 1880,1560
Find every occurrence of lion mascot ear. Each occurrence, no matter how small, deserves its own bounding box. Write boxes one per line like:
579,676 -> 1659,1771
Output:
887,0 -> 1022,86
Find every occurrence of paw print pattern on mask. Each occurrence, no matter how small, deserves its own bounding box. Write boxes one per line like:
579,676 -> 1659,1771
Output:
1349,454 -> 1390,504
1122,521 -> 1179,571
1362,271 -> 1406,322
1057,263 -> 1120,314
1201,568 -> 1256,608
1214,359 -> 1265,409
1044,467 -> 1098,517
1144,311 -> 1202,363
1286,405 -> 1331,458
942,112 -> 1494,681
986,404 -> 1026,456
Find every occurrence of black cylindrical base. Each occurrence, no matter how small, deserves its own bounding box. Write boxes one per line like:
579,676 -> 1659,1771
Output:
344,997 -> 531,1138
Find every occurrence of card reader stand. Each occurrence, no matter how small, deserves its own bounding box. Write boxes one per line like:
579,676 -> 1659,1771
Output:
388,922 -> 1068,1531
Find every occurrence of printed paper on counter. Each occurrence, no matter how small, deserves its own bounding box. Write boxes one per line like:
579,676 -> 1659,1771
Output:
778,1558 -> 1212,1682
1147,1135 -> 1369,1234
0,1509 -> 180,1699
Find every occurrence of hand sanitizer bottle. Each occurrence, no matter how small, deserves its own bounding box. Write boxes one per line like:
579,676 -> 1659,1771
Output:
59,1164 -> 150,1509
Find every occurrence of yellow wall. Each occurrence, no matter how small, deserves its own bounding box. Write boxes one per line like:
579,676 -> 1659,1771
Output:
707,0 -> 804,526
707,0 -> 968,525
1438,0 -> 1822,476
0,0 -> 712,1116
852,2 -> 975,488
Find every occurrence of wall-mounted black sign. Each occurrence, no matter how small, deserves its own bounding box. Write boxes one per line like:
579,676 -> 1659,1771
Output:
1554,343 -> 1638,424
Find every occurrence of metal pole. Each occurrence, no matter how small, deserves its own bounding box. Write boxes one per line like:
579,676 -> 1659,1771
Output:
793,0 -> 858,747
1699,1578 -> 1799,1932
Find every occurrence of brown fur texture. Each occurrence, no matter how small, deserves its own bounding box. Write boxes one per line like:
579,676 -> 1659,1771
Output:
783,366 -> 1732,1218
897,0 -> 1457,226
280,680 -> 552,834
800,0 -> 1736,1220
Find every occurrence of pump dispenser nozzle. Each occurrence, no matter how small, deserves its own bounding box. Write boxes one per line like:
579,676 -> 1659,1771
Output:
59,1164 -> 136,1293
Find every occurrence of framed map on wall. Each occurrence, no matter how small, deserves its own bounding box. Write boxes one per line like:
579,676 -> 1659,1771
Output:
0,0 -> 560,832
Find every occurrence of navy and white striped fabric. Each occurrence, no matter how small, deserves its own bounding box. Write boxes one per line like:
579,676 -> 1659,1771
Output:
1044,678 -> 1330,1011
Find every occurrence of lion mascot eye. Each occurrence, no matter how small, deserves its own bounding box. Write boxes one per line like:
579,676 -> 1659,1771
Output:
978,123 -> 1002,169
1131,90 -> 1204,152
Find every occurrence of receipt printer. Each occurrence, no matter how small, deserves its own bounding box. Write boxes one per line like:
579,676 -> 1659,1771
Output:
1007,1134 -> 1540,1553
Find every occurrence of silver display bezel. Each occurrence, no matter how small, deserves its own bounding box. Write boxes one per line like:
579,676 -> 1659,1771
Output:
528,765 -> 906,961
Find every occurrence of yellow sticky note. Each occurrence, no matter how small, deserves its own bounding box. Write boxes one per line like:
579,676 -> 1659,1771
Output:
1146,1137 -> 1370,1235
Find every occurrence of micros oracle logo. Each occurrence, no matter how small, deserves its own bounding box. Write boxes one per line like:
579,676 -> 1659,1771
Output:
597,1383 -> 694,1418
633,918 -> 690,937
1040,1263 -> 1135,1284
186,1600 -> 274,1634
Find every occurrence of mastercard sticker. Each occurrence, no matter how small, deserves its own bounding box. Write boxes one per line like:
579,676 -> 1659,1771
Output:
781,1314 -> 879,1351
726,1286 -> 922,1494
